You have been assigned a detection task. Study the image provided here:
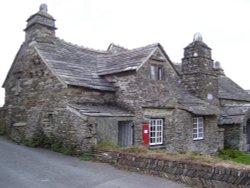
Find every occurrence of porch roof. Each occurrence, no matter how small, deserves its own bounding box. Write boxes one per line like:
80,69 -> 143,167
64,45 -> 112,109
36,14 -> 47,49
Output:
68,103 -> 134,117
219,104 -> 250,125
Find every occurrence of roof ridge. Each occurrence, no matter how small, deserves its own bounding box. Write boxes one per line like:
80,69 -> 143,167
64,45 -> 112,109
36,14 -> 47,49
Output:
130,43 -> 160,51
103,43 -> 160,57
55,37 -> 110,54
108,43 -> 128,50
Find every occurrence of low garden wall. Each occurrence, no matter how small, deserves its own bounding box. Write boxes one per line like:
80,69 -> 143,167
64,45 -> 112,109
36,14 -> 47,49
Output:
0,108 -> 5,132
95,150 -> 250,188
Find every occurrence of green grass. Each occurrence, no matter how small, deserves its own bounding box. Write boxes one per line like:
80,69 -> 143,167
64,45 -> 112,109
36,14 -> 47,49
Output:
95,141 -> 119,150
230,154 -> 250,165
218,149 -> 250,165
80,153 -> 94,161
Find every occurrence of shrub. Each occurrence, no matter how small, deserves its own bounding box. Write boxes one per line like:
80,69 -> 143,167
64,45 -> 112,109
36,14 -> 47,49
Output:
218,149 -> 244,160
26,131 -> 76,155
0,128 -> 5,136
26,132 -> 48,147
80,153 -> 94,161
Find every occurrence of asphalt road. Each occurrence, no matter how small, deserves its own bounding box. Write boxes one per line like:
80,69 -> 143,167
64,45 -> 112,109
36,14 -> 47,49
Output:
0,137 -> 188,188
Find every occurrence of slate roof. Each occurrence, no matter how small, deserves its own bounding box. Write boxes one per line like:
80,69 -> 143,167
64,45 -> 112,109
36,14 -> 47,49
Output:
35,38 -> 115,91
97,43 -> 159,75
35,38 -> 160,91
173,63 -> 250,102
219,104 -> 250,125
176,81 -> 219,115
107,43 -> 129,53
68,103 -> 133,117
218,75 -> 250,102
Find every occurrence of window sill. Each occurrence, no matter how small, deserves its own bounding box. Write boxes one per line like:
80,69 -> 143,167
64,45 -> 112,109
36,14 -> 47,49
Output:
193,138 -> 204,141
149,145 -> 166,149
13,122 -> 26,127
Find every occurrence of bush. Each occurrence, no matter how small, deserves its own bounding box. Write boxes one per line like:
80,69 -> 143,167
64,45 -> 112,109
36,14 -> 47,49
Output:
80,153 -> 94,161
218,149 -> 244,160
25,132 -> 48,147
26,131 -> 76,155
0,128 -> 5,136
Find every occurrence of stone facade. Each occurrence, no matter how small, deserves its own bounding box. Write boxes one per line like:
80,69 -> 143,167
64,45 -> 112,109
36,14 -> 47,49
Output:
182,36 -> 219,106
0,108 -> 5,133
2,4 -> 250,155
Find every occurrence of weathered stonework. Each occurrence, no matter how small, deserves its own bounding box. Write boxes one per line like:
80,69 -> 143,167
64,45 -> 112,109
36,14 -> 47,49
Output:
95,150 -> 250,188
0,108 -> 5,132
3,4 -> 250,155
181,39 -> 219,106
3,43 -> 115,151
165,109 -> 224,154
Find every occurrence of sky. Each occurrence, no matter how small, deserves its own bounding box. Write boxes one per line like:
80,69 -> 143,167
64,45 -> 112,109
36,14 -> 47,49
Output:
0,0 -> 250,106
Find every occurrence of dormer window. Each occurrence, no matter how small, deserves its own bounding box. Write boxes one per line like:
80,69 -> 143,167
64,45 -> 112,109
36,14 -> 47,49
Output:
150,65 -> 164,80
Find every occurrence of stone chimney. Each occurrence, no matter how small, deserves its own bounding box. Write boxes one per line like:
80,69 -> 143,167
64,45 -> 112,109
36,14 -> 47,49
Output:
24,4 -> 57,42
181,33 -> 219,105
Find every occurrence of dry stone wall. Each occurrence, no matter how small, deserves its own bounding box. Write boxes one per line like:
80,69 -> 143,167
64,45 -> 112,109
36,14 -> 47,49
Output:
95,150 -> 250,188
0,108 -> 5,132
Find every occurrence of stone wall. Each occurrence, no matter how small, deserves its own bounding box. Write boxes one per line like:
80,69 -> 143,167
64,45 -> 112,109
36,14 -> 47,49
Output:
219,99 -> 250,151
54,109 -> 96,152
0,108 -> 5,132
104,57 -> 179,146
3,43 -> 115,151
165,109 -> 224,155
95,150 -> 250,188
181,40 -> 219,106
104,58 -> 178,113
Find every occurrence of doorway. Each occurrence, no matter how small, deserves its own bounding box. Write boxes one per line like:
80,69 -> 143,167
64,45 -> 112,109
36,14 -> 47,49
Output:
247,120 -> 250,151
118,121 -> 133,147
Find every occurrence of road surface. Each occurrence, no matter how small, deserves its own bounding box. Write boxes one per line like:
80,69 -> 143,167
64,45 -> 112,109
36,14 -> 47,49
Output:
0,137 -> 188,188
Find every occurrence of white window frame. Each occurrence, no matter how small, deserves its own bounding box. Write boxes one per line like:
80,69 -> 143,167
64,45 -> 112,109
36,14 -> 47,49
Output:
193,117 -> 204,140
149,119 -> 163,145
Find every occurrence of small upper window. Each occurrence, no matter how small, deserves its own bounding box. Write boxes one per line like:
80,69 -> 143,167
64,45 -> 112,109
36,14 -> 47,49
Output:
15,78 -> 21,95
150,65 -> 164,80
193,117 -> 204,140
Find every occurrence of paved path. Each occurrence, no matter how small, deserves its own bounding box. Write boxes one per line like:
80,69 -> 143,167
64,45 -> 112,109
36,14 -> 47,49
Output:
0,137 -> 188,188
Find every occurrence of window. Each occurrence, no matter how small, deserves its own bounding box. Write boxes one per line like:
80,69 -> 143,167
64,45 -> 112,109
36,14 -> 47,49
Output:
149,119 -> 163,145
193,117 -> 204,140
15,78 -> 21,95
150,65 -> 164,80
48,114 -> 54,127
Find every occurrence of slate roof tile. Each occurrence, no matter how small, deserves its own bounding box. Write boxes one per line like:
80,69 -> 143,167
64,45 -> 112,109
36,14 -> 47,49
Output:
218,75 -> 250,102
35,38 -> 115,91
176,81 -> 219,115
219,104 -> 250,125
174,63 -> 250,102
97,43 -> 159,75
35,38 -> 159,91
68,103 -> 133,117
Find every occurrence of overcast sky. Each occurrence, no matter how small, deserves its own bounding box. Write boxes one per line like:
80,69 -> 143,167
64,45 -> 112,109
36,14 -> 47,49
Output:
1,0 -> 250,106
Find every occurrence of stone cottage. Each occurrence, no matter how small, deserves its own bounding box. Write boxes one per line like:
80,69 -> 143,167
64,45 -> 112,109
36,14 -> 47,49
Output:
2,4 -> 250,154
